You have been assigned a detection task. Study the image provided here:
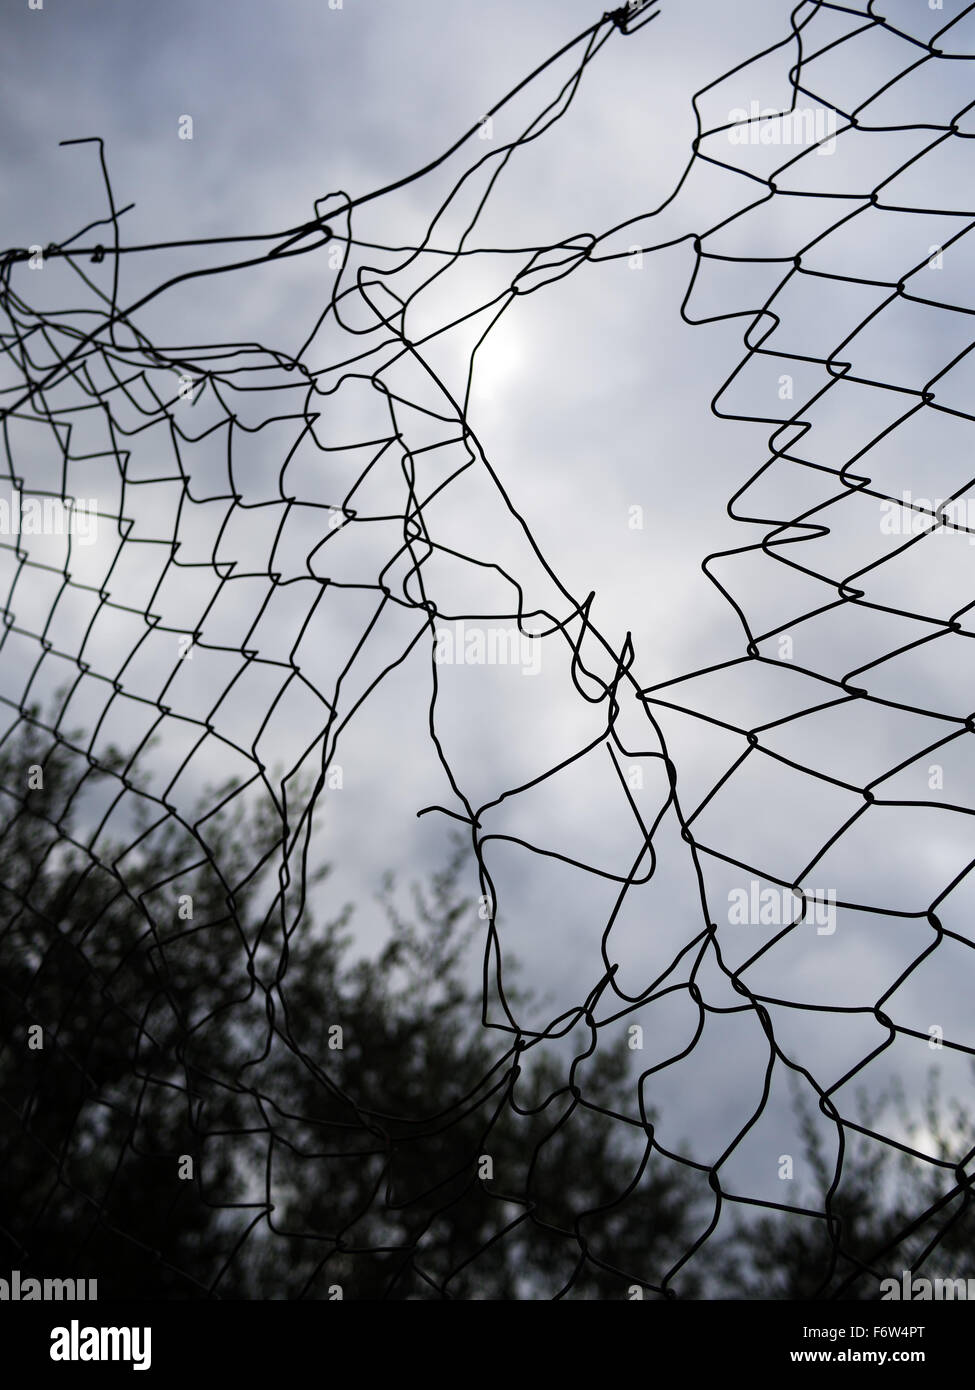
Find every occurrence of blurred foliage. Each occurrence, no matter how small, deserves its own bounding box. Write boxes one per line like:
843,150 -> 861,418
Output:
0,711 -> 709,1299
1,711 -> 972,1299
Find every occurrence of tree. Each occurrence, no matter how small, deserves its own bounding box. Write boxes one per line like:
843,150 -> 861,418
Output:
5,708 -> 969,1299
720,1069 -> 975,1300
0,710 -> 709,1300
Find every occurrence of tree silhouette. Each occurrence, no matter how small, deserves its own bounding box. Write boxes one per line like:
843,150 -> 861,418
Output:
721,1070 -> 975,1300
0,710 -> 710,1300
4,708 -> 972,1300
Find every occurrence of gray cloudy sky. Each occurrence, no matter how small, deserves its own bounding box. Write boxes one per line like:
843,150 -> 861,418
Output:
4,0 -> 975,1254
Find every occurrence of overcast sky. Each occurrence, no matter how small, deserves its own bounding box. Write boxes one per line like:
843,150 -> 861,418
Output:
4,0 -> 975,1273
